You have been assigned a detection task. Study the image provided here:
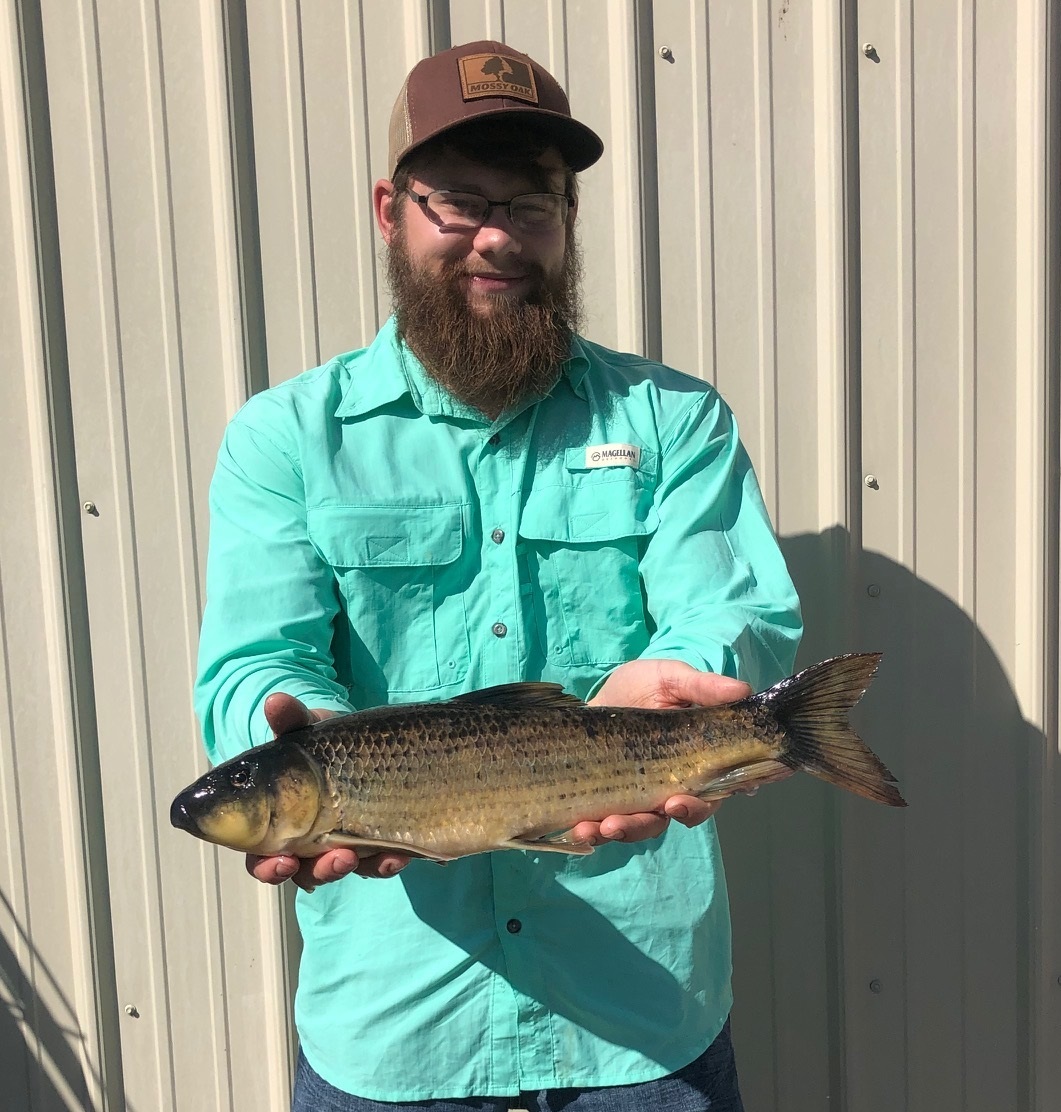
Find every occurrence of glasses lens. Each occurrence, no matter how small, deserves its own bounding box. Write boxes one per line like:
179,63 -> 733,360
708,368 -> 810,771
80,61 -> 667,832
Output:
510,194 -> 568,231
425,191 -> 488,228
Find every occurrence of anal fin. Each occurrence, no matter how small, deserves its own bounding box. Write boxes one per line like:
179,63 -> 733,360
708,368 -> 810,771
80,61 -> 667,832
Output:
693,759 -> 796,800
501,836 -> 595,856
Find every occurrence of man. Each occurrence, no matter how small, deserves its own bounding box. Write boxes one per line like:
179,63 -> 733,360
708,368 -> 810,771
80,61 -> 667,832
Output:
195,40 -> 801,1111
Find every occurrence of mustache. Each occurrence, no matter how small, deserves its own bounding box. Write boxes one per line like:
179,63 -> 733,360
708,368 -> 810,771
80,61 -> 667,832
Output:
441,259 -> 547,287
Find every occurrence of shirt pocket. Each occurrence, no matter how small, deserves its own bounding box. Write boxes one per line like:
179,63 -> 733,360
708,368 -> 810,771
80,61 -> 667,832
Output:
307,504 -> 471,694
518,468 -> 658,667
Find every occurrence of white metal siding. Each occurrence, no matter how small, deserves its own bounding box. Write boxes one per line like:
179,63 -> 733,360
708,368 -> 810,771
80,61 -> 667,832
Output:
0,2 -> 1056,1109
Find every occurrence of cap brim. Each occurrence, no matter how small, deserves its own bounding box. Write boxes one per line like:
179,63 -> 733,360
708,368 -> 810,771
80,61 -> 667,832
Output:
395,107 -> 604,175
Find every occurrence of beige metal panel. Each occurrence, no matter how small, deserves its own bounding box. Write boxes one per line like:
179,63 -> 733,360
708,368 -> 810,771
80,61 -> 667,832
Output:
648,4 -> 854,1110
1026,0 -> 1061,1104
244,0 -> 445,384
1015,1 -> 1060,1107
564,0 -> 653,356
35,0 -> 296,1108
650,0 -> 852,522
1,3 -> 1056,1112
0,3 -> 125,1109
850,3 -> 1048,1111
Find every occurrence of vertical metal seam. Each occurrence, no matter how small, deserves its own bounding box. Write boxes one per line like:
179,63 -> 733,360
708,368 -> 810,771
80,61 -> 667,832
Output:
345,1 -> 382,339
838,2 -> 863,1109
222,0 -> 269,400
751,0 -> 780,520
634,0 -> 661,363
428,0 -> 451,53
288,0 -> 321,370
895,2 -> 915,1095
9,0 -> 125,1107
956,6 -> 977,1107
1036,0 -> 1060,1104
897,0 -> 916,572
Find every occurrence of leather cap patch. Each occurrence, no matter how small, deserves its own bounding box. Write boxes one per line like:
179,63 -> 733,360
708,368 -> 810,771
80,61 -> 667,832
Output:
458,53 -> 539,103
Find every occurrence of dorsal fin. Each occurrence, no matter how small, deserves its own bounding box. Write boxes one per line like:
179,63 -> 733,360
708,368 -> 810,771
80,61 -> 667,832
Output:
450,682 -> 584,709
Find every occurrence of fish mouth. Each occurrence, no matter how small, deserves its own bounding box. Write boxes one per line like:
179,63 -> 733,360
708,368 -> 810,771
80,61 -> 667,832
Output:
170,794 -> 200,835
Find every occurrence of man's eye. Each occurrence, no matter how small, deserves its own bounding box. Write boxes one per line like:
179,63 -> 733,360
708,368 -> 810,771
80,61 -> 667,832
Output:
434,194 -> 483,218
513,196 -> 561,224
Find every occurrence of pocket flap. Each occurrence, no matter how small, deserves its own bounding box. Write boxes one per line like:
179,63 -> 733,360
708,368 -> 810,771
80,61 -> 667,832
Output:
307,504 -> 464,567
519,476 -> 658,544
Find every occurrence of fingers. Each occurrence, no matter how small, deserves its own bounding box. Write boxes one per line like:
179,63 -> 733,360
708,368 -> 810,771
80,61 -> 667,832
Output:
263,693 -> 315,737
245,848 -> 410,891
301,849 -> 361,889
263,694 -> 340,738
353,852 -> 411,880
567,795 -> 724,847
600,812 -> 671,841
246,853 -> 301,885
568,812 -> 670,846
663,794 -> 722,827
661,669 -> 752,709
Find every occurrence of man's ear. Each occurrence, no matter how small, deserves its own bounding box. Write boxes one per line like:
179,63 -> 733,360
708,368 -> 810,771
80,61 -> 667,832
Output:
374,179 -> 397,244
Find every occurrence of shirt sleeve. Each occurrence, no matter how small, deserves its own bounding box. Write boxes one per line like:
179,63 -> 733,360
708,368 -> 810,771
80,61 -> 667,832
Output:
635,389 -> 802,692
193,404 -> 355,764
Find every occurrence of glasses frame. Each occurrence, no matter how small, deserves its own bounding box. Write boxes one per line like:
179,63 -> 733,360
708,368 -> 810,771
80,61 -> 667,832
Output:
404,188 -> 573,233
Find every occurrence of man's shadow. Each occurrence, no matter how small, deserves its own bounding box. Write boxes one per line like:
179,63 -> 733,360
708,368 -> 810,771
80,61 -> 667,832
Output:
720,526 -> 1037,1109
350,524 -> 1035,1106
0,888 -> 107,1111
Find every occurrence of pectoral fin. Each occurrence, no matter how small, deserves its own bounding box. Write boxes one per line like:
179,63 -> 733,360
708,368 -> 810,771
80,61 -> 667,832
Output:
320,832 -> 457,863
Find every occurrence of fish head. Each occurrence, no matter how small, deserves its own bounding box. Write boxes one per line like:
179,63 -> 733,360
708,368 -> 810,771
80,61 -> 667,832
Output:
170,739 -> 326,855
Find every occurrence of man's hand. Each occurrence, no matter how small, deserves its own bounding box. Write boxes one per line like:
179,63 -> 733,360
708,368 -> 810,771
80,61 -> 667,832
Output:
571,659 -> 753,846
244,693 -> 411,890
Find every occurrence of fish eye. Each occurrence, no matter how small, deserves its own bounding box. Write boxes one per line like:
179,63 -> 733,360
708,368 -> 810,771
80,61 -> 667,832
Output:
230,767 -> 252,789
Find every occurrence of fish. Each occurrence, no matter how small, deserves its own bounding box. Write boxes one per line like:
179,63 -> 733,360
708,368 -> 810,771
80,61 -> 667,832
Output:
170,653 -> 906,862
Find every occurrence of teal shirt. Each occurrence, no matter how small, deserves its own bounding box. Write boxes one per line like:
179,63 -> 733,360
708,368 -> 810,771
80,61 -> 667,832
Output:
194,317 -> 801,1100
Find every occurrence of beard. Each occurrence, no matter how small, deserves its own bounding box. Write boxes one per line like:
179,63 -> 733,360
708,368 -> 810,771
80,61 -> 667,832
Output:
386,222 -> 584,418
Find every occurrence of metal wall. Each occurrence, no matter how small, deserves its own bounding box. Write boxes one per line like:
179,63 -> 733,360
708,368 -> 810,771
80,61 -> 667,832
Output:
1,1 -> 1057,1109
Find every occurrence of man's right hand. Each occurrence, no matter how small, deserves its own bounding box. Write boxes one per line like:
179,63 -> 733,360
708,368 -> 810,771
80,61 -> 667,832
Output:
244,692 -> 412,890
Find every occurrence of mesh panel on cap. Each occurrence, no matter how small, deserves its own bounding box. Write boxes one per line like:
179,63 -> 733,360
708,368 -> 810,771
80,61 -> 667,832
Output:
388,76 -> 414,176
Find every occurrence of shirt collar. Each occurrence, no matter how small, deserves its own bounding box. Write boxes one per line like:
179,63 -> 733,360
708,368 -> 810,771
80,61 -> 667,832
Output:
334,315 -> 591,420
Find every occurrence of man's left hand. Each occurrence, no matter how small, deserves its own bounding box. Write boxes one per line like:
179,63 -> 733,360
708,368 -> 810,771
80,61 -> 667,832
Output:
571,659 -> 753,845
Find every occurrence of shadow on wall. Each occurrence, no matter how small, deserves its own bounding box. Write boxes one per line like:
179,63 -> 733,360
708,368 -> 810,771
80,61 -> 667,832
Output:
720,526 -> 1036,1110
0,890 -> 101,1112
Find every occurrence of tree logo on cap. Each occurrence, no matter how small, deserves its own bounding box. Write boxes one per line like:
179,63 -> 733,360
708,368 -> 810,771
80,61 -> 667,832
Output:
458,53 -> 538,104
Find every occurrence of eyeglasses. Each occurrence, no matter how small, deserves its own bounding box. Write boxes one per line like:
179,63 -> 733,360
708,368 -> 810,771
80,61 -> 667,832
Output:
405,189 -> 572,233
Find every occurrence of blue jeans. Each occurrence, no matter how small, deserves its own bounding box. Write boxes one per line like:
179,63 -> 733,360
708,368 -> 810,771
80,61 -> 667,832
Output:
291,1019 -> 743,1111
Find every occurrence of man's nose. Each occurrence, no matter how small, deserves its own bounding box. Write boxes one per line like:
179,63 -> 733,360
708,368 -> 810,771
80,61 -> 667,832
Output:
471,213 -> 522,258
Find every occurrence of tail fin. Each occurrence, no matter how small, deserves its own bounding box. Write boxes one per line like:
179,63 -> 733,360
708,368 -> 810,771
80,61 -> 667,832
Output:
762,653 -> 907,807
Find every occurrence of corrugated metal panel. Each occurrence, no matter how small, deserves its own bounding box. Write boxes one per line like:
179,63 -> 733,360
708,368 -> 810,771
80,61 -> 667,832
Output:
0,1 -> 1056,1109
842,4 -> 1052,1112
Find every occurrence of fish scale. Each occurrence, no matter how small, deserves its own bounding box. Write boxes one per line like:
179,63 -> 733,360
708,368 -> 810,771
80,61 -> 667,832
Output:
170,654 -> 906,863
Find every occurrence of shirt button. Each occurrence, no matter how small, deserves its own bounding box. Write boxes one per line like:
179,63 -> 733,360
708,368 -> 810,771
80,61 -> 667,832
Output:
506,918 -> 522,934
489,433 -> 501,446
492,622 -> 508,638
491,528 -> 505,544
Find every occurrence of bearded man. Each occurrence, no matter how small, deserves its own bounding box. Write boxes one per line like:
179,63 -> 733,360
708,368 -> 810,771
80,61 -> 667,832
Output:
195,40 -> 801,1112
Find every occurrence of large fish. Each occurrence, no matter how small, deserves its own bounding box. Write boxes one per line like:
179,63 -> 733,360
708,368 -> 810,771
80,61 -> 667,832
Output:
171,653 -> 905,862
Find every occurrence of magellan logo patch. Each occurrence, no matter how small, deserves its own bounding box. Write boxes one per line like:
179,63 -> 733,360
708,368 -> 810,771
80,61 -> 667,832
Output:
458,53 -> 538,104
585,443 -> 641,469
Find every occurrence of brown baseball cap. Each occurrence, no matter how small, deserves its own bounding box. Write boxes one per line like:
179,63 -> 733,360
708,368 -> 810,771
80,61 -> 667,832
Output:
388,41 -> 604,177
